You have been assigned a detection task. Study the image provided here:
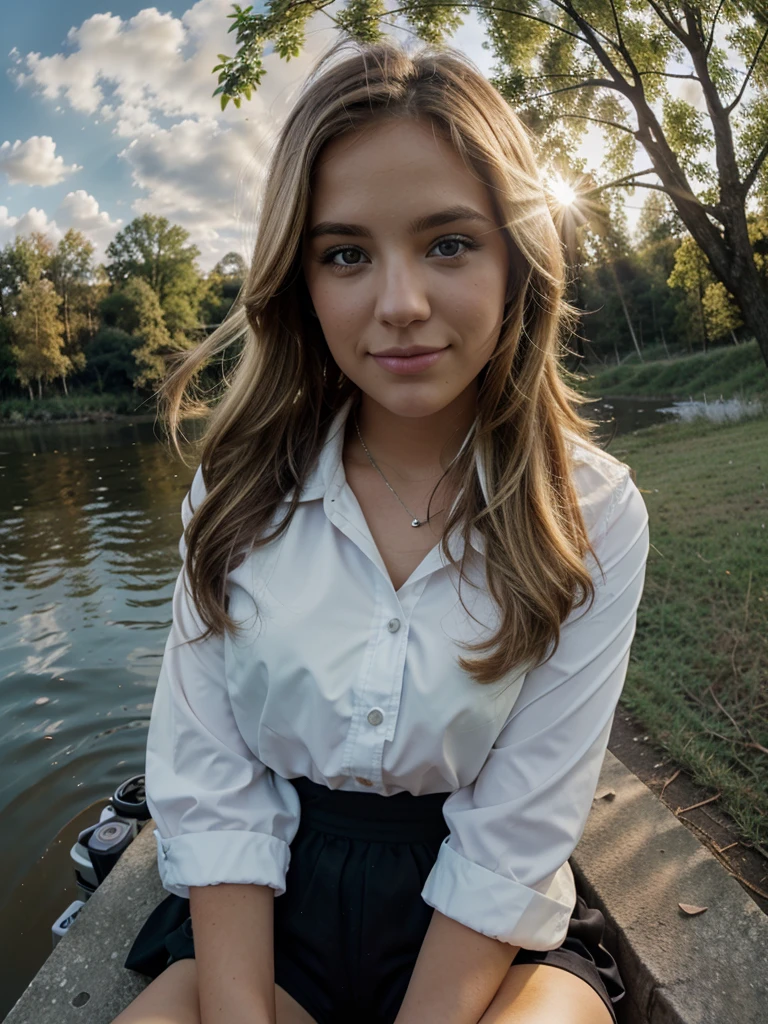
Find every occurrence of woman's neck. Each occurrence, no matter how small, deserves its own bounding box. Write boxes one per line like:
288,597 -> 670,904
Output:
345,388 -> 477,484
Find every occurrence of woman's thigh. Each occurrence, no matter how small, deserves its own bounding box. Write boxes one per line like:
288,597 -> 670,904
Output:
478,962 -> 614,1024
110,959 -> 318,1024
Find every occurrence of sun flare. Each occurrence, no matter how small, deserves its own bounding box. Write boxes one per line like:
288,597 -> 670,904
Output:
548,175 -> 578,208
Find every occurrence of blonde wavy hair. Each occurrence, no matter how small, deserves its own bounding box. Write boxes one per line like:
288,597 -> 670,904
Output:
158,36 -> 615,686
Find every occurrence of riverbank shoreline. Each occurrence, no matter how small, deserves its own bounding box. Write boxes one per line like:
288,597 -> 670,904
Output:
0,411 -> 146,429
578,338 -> 766,403
0,392 -> 151,427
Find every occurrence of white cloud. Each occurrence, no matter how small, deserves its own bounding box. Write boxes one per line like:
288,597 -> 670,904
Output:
0,205 -> 62,247
0,191 -> 121,264
0,136 -> 82,187
12,1 -> 321,136
56,190 -> 123,257
10,0 -> 339,269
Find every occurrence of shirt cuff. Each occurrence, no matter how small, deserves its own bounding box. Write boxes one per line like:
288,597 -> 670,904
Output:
153,828 -> 292,899
420,840 -> 576,950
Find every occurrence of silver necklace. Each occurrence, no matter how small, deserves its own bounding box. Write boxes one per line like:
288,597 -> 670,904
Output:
354,411 -> 456,528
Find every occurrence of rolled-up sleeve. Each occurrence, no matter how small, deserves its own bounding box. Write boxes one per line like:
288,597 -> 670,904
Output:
145,466 -> 300,898
421,467 -> 649,949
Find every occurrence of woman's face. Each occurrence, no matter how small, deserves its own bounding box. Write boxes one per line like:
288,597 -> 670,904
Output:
301,117 -> 511,420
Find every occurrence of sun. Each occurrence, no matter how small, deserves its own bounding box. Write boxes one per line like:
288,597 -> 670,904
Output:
547,174 -> 578,208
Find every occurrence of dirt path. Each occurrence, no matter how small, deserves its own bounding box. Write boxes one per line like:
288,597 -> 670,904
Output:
608,706 -> 768,915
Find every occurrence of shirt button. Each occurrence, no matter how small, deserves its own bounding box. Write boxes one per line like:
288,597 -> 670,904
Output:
355,776 -> 374,787
387,618 -> 401,632
366,708 -> 384,726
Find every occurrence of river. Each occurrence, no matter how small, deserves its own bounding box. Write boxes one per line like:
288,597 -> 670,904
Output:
0,395 -> 688,1016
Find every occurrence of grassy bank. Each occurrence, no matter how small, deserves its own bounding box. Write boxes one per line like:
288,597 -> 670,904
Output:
0,391 -> 145,424
613,412 -> 768,847
579,338 -> 767,402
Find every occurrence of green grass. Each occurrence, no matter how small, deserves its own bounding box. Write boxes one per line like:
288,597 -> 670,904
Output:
578,339 -> 768,403
608,412 -> 768,847
0,390 -> 146,422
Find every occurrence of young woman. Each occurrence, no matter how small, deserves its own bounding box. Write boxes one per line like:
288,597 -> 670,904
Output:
115,37 -> 649,1024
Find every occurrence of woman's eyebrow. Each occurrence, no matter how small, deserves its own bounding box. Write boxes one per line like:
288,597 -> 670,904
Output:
306,205 -> 493,241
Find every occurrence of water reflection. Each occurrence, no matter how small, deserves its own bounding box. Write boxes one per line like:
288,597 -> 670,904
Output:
0,415 -> 201,1016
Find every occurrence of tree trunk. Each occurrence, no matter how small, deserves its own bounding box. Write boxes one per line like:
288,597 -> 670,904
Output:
609,263 -> 643,362
28,384 -> 34,401
37,378 -> 42,399
697,266 -> 708,353
727,270 -> 768,363
62,376 -> 69,396
660,327 -> 670,359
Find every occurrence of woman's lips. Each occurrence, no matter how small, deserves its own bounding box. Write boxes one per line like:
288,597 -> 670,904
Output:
371,349 -> 447,375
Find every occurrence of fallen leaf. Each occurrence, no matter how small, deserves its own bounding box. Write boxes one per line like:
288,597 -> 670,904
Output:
593,788 -> 616,801
34,697 -> 50,705
678,903 -> 708,916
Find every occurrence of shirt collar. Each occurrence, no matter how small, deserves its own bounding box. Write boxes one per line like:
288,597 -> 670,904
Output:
282,395 -> 488,555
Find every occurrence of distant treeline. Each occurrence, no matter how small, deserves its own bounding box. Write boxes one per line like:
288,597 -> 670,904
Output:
1,197 -> 764,403
0,214 -> 244,402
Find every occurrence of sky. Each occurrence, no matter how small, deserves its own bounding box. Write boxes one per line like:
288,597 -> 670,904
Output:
0,1 -> 687,274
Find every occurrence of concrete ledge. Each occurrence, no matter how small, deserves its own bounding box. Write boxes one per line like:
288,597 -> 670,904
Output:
570,752 -> 768,1024
5,751 -> 768,1023
3,821 -> 164,1024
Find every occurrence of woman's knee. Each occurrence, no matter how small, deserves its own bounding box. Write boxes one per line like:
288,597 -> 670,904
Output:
111,959 -> 200,1024
477,962 -> 614,1024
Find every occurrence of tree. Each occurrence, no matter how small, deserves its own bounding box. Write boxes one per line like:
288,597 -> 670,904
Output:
104,214 -> 204,344
10,279 -> 72,398
667,221 -> 768,345
48,229 -> 96,378
636,190 -> 685,247
83,327 -> 139,393
212,2 -> 768,372
125,278 -> 192,391
200,250 -> 249,328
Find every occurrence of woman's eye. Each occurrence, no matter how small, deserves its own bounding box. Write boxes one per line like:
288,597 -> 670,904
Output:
319,235 -> 478,271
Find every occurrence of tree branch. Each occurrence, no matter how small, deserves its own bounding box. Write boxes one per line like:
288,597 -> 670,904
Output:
544,0 -> 624,57
590,176 -> 721,220
529,78 -> 618,100
560,1 -> 634,97
743,138 -> 768,197
607,0 -> 625,53
635,70 -> 700,81
705,0 -> 726,56
645,0 -> 687,42
556,112 -> 637,134
583,168 -> 658,193
385,2 -> 590,44
725,25 -> 768,115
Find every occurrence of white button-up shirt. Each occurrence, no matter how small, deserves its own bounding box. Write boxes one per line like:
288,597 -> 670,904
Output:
146,395 -> 649,950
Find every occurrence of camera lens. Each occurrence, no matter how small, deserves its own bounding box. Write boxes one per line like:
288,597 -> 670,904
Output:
92,820 -> 132,848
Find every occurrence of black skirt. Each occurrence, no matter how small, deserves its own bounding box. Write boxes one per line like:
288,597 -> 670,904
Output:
125,776 -> 625,1024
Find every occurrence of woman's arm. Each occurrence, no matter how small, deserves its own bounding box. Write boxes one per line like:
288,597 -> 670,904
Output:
403,468 -> 649,1020
394,910 -> 519,1024
190,883 -> 276,1024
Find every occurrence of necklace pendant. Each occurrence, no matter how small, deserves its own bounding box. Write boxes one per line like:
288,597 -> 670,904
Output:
411,518 -> 422,528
